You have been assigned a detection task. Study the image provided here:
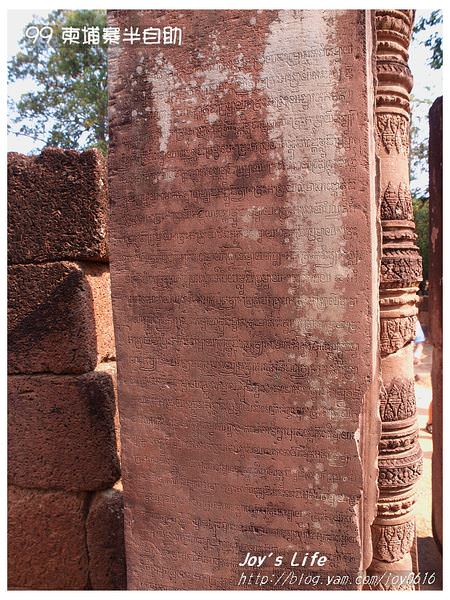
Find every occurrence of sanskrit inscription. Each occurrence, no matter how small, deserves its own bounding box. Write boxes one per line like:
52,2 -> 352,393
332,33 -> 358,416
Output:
108,10 -> 379,590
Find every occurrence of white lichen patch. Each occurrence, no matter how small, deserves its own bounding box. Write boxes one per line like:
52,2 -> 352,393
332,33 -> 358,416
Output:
200,64 -> 229,92
207,113 -> 219,124
241,206 -> 258,224
232,72 -> 255,92
147,58 -> 179,153
261,12 -> 348,326
208,31 -> 222,57
235,53 -> 245,68
241,229 -> 261,241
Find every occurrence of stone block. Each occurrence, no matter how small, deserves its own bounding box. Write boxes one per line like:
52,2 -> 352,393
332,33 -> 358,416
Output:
97,361 -> 122,457
8,261 -> 115,374
8,486 -> 89,590
8,370 -> 120,491
8,147 -> 108,264
86,489 -> 127,589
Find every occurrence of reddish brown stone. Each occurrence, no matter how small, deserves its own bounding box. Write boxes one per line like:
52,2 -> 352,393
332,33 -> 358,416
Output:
86,489 -> 127,589
429,96 -> 442,550
8,261 -> 115,374
8,147 -> 108,265
8,486 -> 89,590
97,361 -> 122,458
84,263 -> 117,367
108,10 -> 379,590
8,371 -> 120,491
368,10 -> 422,588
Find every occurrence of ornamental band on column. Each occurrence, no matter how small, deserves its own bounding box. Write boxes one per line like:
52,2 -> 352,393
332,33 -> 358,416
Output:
368,9 -> 423,590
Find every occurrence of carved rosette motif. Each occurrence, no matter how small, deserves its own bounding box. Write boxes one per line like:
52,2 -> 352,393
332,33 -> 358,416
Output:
368,10 -> 423,590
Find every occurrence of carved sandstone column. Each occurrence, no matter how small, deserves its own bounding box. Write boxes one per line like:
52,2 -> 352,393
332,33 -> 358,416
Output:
368,10 -> 423,589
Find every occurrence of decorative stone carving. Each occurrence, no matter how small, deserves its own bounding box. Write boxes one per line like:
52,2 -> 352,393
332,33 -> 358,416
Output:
380,315 -> 416,356
376,488 -> 416,519
379,378 -> 416,422
381,253 -> 423,285
372,521 -> 416,563
376,114 -> 409,155
369,9 -> 423,589
379,429 -> 420,455
377,580 -> 415,591
380,182 -> 414,221
378,455 -> 423,488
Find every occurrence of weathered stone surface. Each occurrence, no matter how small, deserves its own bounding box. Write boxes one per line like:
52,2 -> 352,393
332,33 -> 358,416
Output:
8,371 -> 120,491
8,486 -> 89,590
429,96 -> 442,550
8,147 -> 108,264
8,261 -> 115,374
86,489 -> 127,590
108,10 -> 380,590
84,264 -> 117,365
97,361 -> 122,457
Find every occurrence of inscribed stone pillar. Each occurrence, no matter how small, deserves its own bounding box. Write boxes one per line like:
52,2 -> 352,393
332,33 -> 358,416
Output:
108,10 -> 380,590
428,96 -> 442,551
368,10 -> 423,590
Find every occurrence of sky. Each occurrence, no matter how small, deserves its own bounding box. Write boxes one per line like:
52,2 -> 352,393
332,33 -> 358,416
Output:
7,9 -> 443,192
8,10 -> 52,154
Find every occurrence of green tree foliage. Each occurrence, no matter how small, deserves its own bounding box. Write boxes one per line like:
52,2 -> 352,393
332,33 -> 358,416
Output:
8,10 -> 107,153
410,10 -> 443,198
413,10 -> 443,70
410,10 -> 442,281
410,93 -> 432,199
412,198 -> 429,281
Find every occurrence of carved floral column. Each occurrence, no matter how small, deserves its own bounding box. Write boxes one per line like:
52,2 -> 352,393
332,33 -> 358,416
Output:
368,10 -> 423,590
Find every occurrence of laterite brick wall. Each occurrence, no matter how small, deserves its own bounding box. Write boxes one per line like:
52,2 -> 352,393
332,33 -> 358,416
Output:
8,148 -> 126,590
